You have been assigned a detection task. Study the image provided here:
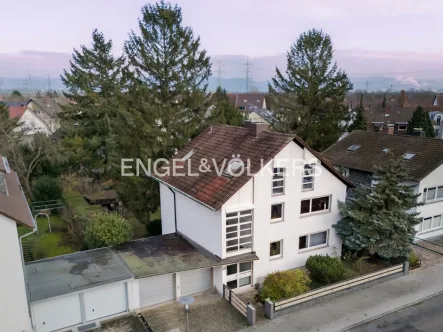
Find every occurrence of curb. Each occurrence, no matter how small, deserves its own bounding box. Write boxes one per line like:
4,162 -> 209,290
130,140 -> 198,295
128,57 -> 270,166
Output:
336,289 -> 443,332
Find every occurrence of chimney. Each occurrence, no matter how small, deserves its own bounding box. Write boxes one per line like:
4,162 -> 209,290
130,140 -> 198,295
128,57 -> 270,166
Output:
412,128 -> 426,137
245,121 -> 268,137
382,124 -> 394,135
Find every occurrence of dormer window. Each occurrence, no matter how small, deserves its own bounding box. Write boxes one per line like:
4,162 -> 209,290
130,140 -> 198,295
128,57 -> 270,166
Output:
222,160 -> 244,177
347,144 -> 361,152
0,173 -> 7,195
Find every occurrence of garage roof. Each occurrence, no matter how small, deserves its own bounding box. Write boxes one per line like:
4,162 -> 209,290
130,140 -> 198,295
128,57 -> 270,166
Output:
25,248 -> 133,302
115,233 -> 259,278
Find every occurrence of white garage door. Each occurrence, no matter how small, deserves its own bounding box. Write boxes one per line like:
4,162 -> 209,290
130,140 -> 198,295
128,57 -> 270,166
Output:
84,283 -> 127,321
139,274 -> 175,308
32,293 -> 82,332
181,268 -> 213,296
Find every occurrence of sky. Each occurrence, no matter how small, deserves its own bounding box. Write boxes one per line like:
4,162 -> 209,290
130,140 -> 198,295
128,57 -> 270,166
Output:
0,0 -> 442,80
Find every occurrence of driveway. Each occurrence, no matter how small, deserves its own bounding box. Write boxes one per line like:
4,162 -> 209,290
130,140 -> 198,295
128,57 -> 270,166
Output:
141,290 -> 248,332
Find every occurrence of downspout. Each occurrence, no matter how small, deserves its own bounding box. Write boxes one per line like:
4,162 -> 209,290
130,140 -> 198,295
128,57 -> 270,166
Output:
168,187 -> 178,232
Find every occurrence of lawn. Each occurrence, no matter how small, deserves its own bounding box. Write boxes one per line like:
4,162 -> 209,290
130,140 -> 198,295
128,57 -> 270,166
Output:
17,215 -> 75,261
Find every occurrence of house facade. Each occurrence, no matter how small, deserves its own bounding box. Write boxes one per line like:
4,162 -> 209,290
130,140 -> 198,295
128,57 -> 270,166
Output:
0,156 -> 35,332
156,123 -> 352,294
323,131 -> 443,239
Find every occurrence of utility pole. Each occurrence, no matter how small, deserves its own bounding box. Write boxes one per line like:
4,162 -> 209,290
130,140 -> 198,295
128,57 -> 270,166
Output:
216,60 -> 223,89
244,57 -> 252,93
365,80 -> 369,92
28,71 -> 33,93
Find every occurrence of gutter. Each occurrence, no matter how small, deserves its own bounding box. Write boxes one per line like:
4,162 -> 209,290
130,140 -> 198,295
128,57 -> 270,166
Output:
148,175 -> 217,212
168,187 -> 178,232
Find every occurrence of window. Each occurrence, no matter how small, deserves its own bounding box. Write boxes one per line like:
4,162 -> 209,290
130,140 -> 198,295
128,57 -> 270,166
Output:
398,125 -> 407,131
437,116 -> 441,125
418,215 -> 443,232
423,186 -> 443,202
300,196 -> 330,214
272,167 -> 285,195
302,164 -> 315,190
347,144 -> 361,151
271,203 -> 283,222
226,262 -> 252,289
382,148 -> 390,153
223,160 -> 243,177
225,210 -> 253,254
270,240 -> 282,259
299,231 -> 328,250
402,153 -> 415,160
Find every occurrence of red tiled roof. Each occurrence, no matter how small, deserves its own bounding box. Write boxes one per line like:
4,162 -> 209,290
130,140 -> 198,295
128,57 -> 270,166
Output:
153,125 -> 353,210
8,106 -> 26,119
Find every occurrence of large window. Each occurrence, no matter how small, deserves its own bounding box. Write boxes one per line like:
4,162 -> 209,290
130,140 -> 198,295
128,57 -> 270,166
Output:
299,231 -> 328,250
226,261 -> 252,289
302,164 -> 315,190
226,210 -> 253,254
423,186 -> 443,202
271,203 -> 284,222
418,215 -> 442,232
300,196 -> 330,214
269,240 -> 282,259
272,167 -> 285,195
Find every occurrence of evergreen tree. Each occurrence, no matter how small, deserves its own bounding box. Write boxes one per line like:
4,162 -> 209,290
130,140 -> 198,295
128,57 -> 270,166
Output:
60,29 -> 127,176
348,93 -> 368,132
209,87 -> 244,126
382,95 -> 387,108
407,106 -> 435,137
124,1 -> 211,155
269,29 -> 352,151
334,154 -> 421,259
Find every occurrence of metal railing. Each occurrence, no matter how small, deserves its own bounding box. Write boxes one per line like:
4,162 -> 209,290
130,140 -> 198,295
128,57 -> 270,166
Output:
413,237 -> 443,255
31,199 -> 65,213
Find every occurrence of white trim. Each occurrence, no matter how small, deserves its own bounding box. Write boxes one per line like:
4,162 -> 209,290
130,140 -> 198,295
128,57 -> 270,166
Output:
298,230 -> 329,252
270,202 -> 284,223
269,240 -> 283,259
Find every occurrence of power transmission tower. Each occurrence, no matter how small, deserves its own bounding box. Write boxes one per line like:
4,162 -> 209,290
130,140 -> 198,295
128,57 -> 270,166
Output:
216,60 -> 223,89
47,73 -> 52,92
27,71 -> 33,92
365,81 -> 369,92
0,77 -> 4,92
244,57 -> 252,93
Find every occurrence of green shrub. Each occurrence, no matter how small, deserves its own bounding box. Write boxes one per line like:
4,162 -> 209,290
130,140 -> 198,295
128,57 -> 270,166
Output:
408,251 -> 420,268
84,211 -> 133,249
31,176 -> 63,202
306,255 -> 346,285
260,270 -> 311,301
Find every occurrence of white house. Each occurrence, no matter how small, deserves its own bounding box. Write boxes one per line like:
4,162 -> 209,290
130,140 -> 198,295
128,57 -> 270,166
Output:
0,156 -> 35,332
322,130 -> 443,239
153,123 -> 352,294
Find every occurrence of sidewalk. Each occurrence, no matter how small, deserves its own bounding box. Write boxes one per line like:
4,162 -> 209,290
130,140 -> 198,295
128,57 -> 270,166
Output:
242,261 -> 443,332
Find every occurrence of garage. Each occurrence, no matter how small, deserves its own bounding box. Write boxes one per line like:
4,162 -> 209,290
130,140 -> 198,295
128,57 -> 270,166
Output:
32,293 -> 82,332
181,268 -> 213,296
139,274 -> 175,308
26,248 -> 133,332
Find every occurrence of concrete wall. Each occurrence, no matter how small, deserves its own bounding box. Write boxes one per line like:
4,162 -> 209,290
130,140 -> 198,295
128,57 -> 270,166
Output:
0,215 -> 32,332
415,164 -> 443,239
159,184 -> 176,235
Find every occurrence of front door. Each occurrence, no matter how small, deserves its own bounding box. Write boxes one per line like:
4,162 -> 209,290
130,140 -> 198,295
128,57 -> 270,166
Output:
226,261 -> 252,290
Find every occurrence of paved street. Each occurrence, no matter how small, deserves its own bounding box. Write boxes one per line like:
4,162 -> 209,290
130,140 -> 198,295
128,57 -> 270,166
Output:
349,293 -> 443,332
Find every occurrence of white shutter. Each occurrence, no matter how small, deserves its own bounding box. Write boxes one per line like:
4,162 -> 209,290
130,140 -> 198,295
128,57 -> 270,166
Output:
181,268 -> 213,296
139,274 -> 175,308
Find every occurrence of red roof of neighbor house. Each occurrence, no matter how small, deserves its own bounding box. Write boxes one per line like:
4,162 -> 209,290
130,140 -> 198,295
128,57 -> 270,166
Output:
8,106 -> 26,119
153,125 -> 353,210
0,156 -> 35,228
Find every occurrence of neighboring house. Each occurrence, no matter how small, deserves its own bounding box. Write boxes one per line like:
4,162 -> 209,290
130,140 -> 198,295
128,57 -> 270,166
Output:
227,93 -> 267,110
241,108 -> 277,125
153,123 -> 352,294
8,105 -> 27,119
0,156 -> 35,332
322,131 -> 443,239
429,111 -> 443,138
366,106 -> 416,134
15,99 -> 61,135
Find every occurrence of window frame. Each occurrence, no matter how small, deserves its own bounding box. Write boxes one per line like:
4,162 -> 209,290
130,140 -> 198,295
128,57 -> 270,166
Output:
298,230 -> 329,251
272,167 -> 285,195
300,195 -> 331,215
225,210 -> 253,255
226,261 -> 253,289
269,240 -> 283,260
418,215 -> 443,233
398,125 -> 407,131
423,186 -> 443,203
270,203 -> 284,223
302,163 -> 316,191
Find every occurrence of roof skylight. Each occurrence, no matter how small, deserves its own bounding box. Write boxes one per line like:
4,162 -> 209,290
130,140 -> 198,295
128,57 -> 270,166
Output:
222,160 -> 244,177
383,148 -> 390,153
402,153 -> 416,160
347,144 -> 361,152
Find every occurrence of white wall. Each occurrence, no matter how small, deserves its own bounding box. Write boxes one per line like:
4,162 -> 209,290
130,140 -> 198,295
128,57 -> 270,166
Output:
175,189 -> 223,258
17,109 -> 51,136
160,184 -> 176,234
0,215 -> 32,332
222,141 -> 346,285
415,164 -> 443,238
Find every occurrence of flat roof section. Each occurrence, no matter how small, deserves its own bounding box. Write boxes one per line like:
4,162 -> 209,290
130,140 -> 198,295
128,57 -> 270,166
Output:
25,248 -> 133,303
